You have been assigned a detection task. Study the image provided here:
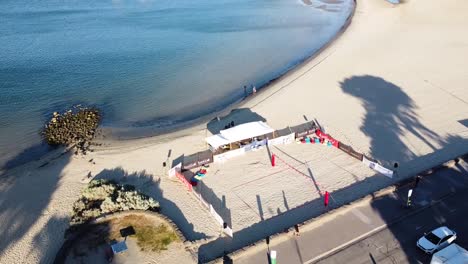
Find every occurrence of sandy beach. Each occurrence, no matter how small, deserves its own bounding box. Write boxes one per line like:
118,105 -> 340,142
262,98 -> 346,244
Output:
1,0 -> 467,263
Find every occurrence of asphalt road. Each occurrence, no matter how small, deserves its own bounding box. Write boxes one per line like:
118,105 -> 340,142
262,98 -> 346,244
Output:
316,189 -> 468,264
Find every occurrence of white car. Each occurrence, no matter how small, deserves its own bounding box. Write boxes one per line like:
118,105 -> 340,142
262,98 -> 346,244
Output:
417,226 -> 457,254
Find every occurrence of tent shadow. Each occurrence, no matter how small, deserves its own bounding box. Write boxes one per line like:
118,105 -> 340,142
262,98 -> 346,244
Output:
207,108 -> 267,135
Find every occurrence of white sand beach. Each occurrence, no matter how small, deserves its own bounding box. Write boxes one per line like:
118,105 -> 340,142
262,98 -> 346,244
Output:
1,0 -> 467,263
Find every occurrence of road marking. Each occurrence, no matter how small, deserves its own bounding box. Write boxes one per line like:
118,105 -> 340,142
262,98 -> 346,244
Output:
351,209 -> 372,224
449,208 -> 457,214
415,226 -> 422,230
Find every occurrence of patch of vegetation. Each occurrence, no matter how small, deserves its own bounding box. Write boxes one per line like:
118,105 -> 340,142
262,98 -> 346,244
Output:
109,215 -> 179,252
71,180 -> 159,224
42,106 -> 100,154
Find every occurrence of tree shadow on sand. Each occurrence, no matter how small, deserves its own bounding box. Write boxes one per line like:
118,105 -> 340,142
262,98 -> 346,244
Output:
340,75 -> 467,168
93,167 -> 208,241
0,143 -> 53,171
0,148 -> 72,262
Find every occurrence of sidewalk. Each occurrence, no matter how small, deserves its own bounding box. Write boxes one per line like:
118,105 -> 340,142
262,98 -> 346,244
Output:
233,158 -> 468,264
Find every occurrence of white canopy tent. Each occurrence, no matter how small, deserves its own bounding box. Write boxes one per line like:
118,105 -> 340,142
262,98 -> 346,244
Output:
206,121 -> 274,149
205,134 -> 231,149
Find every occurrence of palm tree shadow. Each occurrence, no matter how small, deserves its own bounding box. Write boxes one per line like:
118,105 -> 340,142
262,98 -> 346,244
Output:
0,148 -> 72,260
93,167 -> 208,241
340,75 -> 444,164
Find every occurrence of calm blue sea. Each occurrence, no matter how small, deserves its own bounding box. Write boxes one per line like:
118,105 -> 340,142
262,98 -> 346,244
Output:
0,0 -> 353,169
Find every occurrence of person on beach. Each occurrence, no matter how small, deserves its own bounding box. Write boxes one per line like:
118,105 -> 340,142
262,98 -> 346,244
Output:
244,86 -> 247,97
294,224 -> 300,236
252,85 -> 257,95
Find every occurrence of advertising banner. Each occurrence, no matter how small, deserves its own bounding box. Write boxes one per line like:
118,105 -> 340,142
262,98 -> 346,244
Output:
214,147 -> 245,162
175,171 -> 192,191
268,133 -> 295,146
210,204 -> 224,225
362,157 -> 394,178
168,162 -> 182,179
223,226 -> 233,238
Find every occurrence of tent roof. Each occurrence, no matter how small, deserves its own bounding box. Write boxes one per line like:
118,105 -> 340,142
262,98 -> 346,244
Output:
205,134 -> 231,149
206,121 -> 274,148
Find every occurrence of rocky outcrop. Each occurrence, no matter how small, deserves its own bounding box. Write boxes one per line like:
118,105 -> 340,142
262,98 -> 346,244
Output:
42,106 -> 100,154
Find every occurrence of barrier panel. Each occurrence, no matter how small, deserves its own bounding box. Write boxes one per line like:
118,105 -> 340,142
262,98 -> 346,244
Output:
210,204 -> 224,225
338,142 -> 352,153
338,142 -> 363,161
175,171 -> 192,191
223,226 -> 233,237
348,148 -> 364,161
168,162 -> 182,179
290,122 -> 316,138
268,133 -> 295,146
190,188 -> 233,237
183,150 -> 213,170
214,147 -> 245,162
362,156 -> 394,178
243,139 -> 268,152
192,191 -> 210,209
275,126 -> 293,137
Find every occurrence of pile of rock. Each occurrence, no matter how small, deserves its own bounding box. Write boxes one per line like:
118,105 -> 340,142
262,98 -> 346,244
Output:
42,106 -> 100,154
71,179 -> 160,225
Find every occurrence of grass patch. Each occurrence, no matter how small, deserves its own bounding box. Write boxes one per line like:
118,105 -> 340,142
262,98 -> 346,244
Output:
108,215 -> 179,252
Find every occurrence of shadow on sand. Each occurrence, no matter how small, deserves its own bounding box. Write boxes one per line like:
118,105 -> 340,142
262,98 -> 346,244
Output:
340,75 -> 467,171
93,167 -> 208,241
0,143 -> 53,171
0,148 -> 72,263
207,108 -> 267,135
198,75 -> 468,262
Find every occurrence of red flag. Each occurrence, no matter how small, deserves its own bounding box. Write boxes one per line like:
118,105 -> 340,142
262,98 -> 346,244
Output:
324,191 -> 330,207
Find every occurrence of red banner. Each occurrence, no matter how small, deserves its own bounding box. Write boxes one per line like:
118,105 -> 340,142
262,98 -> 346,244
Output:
175,171 -> 192,192
315,129 -> 339,148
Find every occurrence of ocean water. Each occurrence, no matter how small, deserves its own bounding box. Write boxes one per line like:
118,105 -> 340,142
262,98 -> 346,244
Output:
0,0 -> 353,169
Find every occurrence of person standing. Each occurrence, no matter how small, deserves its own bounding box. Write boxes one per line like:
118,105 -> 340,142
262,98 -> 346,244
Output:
244,85 -> 247,98
414,175 -> 422,188
252,85 -> 257,95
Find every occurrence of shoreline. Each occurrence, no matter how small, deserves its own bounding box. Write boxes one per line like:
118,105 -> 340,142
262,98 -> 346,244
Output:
1,1 -> 356,172
99,1 -> 357,142
78,1 -> 357,147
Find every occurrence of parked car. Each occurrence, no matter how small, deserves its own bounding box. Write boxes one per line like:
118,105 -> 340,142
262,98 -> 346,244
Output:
417,226 -> 457,254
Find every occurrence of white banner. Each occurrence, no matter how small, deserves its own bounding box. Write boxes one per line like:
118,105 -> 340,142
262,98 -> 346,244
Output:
223,226 -> 233,238
362,157 -> 393,178
268,133 -> 295,146
244,139 -> 268,152
209,204 -> 224,226
168,162 -> 182,178
214,147 -> 245,162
